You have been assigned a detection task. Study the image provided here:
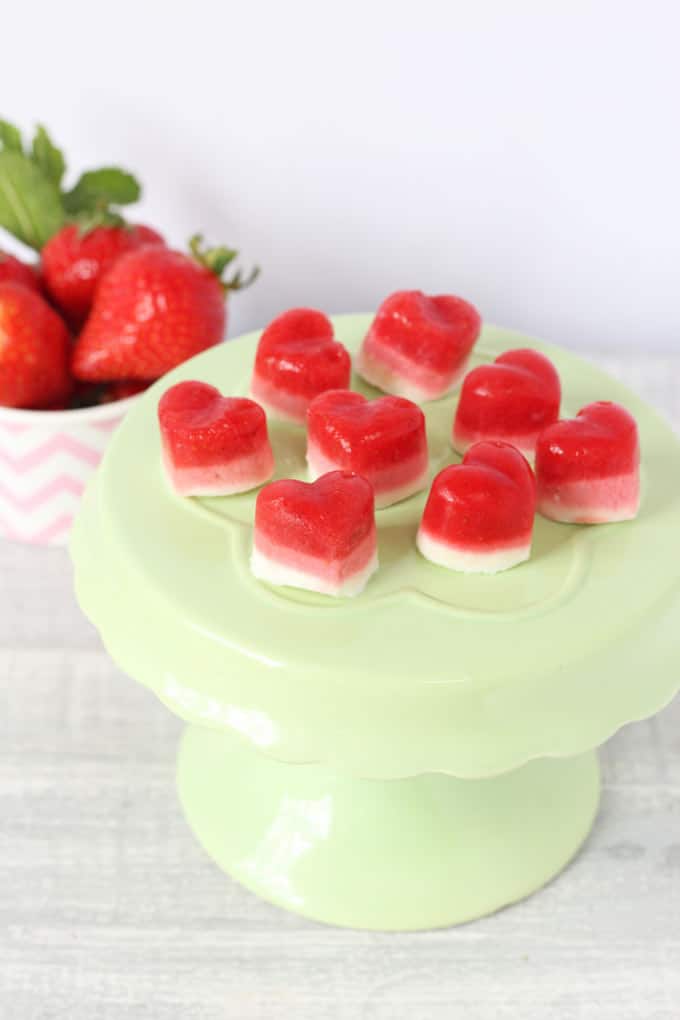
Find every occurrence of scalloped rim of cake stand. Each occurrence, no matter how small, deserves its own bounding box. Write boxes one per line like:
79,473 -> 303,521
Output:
71,318 -> 680,779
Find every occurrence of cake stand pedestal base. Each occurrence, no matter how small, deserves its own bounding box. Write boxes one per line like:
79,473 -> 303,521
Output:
177,726 -> 601,931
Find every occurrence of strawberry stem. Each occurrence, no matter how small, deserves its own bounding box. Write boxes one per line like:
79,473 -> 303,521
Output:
188,233 -> 260,293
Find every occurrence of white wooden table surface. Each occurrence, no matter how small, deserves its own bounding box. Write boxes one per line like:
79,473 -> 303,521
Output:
1,352 -> 679,1020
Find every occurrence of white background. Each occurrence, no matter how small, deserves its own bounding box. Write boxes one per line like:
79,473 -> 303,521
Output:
2,0 -> 679,352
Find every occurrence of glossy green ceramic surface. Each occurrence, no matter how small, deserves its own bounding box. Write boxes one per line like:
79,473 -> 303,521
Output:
71,316 -> 680,929
178,726 -> 600,930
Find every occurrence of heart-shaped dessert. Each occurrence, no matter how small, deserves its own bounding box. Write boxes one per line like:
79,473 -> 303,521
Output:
417,441 -> 536,573
535,401 -> 640,523
356,290 -> 481,402
453,349 -> 561,459
307,390 -> 429,508
158,381 -> 274,496
250,308 -> 351,423
251,470 -> 378,597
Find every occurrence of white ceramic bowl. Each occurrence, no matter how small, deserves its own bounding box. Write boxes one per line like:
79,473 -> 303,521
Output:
0,395 -> 142,545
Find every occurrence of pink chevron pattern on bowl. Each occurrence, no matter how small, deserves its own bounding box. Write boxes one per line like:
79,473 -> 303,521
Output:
0,396 -> 141,546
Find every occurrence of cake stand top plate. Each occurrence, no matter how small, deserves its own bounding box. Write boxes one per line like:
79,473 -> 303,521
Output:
71,317 -> 680,778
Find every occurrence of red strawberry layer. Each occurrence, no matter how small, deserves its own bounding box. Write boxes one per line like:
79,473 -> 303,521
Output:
535,401 -> 640,523
417,441 -> 536,573
453,349 -> 561,458
158,381 -> 274,496
250,308 -> 351,423
251,470 -> 378,596
357,290 -> 481,402
307,390 -> 428,507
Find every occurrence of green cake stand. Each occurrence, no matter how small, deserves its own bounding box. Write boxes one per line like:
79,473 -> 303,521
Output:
71,317 -> 680,930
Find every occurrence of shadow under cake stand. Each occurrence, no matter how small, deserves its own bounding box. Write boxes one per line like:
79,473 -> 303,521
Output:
71,317 -> 680,930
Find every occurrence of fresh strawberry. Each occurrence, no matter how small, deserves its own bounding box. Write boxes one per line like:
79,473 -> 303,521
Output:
41,223 -> 164,326
0,282 -> 71,408
71,236 -> 258,382
0,250 -> 41,293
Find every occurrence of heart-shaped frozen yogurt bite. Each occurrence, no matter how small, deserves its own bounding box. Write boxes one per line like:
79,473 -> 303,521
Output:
307,389 -> 429,508
417,441 -> 536,573
535,401 -> 640,523
453,349 -> 561,459
158,380 -> 274,496
250,308 -> 351,423
356,290 -> 482,403
251,470 -> 378,597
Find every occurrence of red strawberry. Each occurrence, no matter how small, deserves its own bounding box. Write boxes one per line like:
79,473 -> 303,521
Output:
0,251 -> 41,294
71,236 -> 257,383
0,282 -> 71,409
41,223 -> 164,326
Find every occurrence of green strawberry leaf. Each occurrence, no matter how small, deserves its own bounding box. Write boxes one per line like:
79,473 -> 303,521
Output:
63,167 -> 141,215
0,150 -> 65,250
31,124 -> 66,187
0,119 -> 23,153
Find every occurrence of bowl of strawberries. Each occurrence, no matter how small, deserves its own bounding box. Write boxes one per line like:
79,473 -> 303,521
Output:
0,119 -> 257,544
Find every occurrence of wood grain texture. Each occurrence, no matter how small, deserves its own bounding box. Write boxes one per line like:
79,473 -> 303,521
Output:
1,352 -> 679,1019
